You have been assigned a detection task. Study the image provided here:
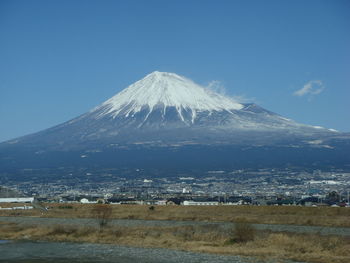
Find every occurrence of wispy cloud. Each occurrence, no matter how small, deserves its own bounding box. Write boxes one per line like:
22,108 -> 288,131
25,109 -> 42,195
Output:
294,80 -> 325,97
206,80 -> 255,103
230,95 -> 255,103
206,80 -> 226,95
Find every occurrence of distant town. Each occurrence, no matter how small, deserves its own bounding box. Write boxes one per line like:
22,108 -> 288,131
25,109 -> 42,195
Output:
1,168 -> 349,208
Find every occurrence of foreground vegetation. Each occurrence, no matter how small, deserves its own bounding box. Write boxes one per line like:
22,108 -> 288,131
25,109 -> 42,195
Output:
0,220 -> 349,263
1,203 -> 350,227
1,204 -> 350,262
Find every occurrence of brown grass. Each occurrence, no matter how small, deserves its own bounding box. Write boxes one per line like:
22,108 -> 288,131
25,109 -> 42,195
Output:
0,221 -> 349,263
1,203 -> 350,227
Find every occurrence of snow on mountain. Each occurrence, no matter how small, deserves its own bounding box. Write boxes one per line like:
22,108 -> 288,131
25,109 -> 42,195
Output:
1,71 -> 349,177
80,71 -> 334,134
94,71 -> 243,123
3,71 -> 338,148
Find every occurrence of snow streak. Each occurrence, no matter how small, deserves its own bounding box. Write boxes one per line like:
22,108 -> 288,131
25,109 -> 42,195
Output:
95,71 -> 243,122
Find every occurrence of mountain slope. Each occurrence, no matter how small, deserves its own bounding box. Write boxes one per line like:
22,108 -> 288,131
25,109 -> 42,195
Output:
0,71 -> 349,178
5,72 -> 336,147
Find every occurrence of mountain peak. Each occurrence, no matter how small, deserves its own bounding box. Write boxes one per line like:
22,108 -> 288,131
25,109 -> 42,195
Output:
139,71 -> 190,85
95,71 -> 243,120
147,71 -> 177,77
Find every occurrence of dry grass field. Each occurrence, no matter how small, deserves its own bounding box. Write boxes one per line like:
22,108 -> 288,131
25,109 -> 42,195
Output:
0,220 -> 349,263
1,204 -> 350,262
1,203 -> 350,227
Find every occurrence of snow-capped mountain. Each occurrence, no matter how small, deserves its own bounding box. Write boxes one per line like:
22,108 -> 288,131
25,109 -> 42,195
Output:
0,71 -> 349,179
16,71 -> 335,147
90,71 -> 324,132
97,71 -> 243,121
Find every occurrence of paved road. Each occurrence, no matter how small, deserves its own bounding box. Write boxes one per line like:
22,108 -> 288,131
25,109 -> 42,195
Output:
0,216 -> 349,236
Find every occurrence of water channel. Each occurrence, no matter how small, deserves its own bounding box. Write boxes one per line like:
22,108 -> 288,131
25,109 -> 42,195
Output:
0,240 -> 275,263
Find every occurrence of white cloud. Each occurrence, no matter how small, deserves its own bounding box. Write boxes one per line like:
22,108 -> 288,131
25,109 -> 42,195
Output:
206,80 -> 255,103
231,95 -> 255,103
206,80 -> 226,95
294,80 -> 324,97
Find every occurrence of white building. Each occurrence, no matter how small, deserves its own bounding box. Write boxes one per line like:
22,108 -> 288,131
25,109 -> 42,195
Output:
0,206 -> 33,210
182,200 -> 219,206
80,198 -> 97,204
0,197 -> 34,203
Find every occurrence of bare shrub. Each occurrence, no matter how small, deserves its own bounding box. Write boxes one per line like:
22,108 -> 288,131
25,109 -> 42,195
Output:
172,225 -> 195,241
92,204 -> 113,228
49,225 -> 77,235
113,227 -> 123,238
75,226 -> 95,237
231,222 -> 256,243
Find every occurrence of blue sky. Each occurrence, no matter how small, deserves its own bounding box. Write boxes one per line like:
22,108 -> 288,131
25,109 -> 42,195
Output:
0,0 -> 349,142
